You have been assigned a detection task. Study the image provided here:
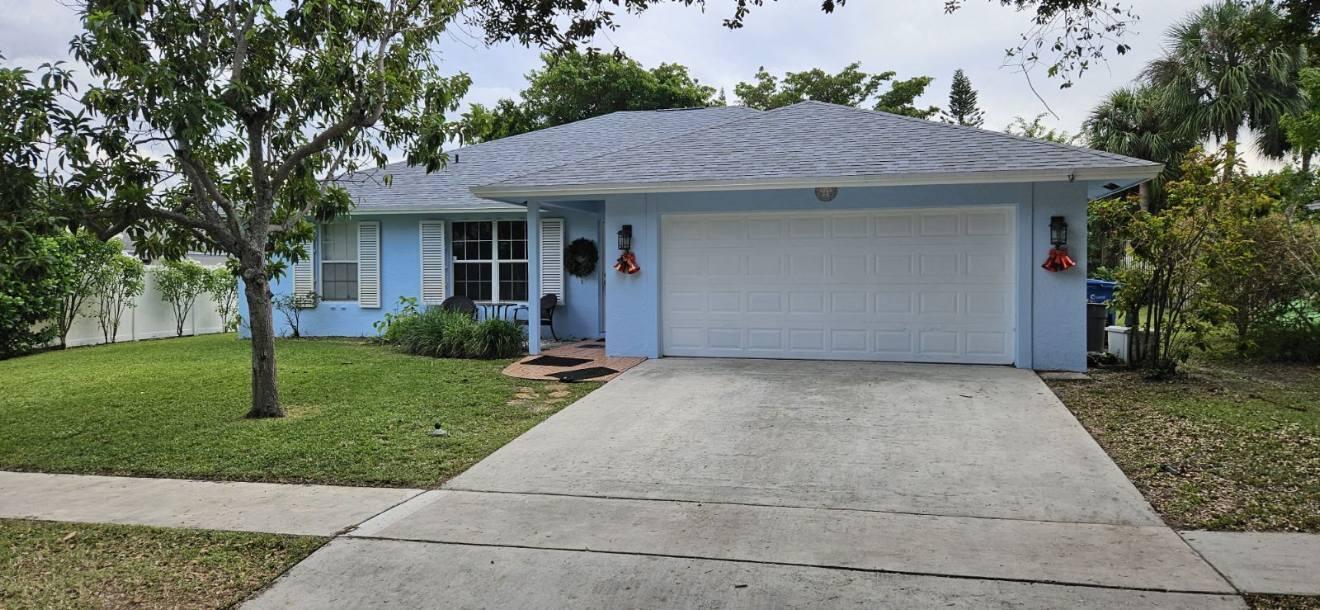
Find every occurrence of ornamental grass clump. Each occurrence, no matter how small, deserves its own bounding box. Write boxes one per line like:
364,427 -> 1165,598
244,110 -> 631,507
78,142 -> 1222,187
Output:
387,306 -> 524,359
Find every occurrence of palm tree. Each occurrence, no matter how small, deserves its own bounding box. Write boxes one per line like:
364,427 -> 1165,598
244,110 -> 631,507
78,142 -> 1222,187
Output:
1083,86 -> 1193,211
1144,1 -> 1306,179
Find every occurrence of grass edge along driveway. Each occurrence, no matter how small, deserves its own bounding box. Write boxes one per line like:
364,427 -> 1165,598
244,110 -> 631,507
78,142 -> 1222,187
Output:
1047,360 -> 1319,533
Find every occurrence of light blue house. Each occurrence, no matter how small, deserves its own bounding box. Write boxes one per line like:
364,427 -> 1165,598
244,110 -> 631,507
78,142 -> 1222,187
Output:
247,101 -> 1159,372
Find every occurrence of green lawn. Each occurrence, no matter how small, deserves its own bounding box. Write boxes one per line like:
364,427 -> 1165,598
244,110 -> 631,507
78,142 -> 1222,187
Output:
1048,360 -> 1320,532
0,335 -> 597,487
0,518 -> 323,609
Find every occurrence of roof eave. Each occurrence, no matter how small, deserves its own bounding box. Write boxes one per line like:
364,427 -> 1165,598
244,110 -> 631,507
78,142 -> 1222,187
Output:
345,204 -> 525,215
471,165 -> 1164,200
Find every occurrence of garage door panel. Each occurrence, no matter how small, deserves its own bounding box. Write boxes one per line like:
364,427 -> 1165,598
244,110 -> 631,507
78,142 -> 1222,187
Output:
874,215 -> 914,237
662,208 -> 1015,364
831,217 -> 871,238
788,218 -> 828,238
918,213 -> 961,236
966,211 -> 1010,236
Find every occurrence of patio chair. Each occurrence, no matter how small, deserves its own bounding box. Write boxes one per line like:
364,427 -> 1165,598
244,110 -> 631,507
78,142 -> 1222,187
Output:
515,293 -> 559,341
439,295 -> 478,320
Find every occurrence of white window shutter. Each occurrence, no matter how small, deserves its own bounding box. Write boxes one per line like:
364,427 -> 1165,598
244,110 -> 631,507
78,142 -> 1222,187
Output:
419,221 -> 446,305
358,221 -> 381,308
292,236 -> 316,307
540,218 -> 564,303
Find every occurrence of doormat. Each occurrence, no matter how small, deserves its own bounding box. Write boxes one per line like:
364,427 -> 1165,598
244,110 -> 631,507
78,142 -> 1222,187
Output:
523,355 -> 592,367
551,366 -> 618,382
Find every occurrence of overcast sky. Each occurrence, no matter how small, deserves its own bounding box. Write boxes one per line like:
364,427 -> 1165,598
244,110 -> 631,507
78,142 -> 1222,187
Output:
1,0 -> 1278,168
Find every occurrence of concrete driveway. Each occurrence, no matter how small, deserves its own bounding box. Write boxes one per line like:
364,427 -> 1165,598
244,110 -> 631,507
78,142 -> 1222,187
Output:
248,359 -> 1242,608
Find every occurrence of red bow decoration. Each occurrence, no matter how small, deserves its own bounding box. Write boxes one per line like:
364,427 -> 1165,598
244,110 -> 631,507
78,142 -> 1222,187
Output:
613,251 -> 640,274
1041,246 -> 1077,272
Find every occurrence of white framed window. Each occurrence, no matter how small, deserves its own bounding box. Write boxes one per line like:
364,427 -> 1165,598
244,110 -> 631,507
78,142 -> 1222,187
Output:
320,223 -> 358,301
452,220 -> 528,302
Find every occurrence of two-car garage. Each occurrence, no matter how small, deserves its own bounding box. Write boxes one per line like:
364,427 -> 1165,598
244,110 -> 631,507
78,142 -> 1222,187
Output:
660,206 -> 1017,365
472,101 -> 1162,371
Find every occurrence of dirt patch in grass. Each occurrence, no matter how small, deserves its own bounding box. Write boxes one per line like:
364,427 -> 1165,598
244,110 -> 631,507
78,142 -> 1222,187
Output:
1047,362 -> 1320,532
0,519 -> 323,609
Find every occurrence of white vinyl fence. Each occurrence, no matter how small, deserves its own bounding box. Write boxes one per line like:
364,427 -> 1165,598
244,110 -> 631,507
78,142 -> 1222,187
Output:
59,263 -> 234,348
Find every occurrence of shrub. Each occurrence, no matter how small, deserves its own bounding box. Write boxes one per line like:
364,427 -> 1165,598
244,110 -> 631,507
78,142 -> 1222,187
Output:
467,319 -> 524,358
373,297 -> 420,343
272,292 -> 320,338
205,266 -> 240,333
52,232 -> 121,347
393,308 -> 464,357
1241,303 -> 1320,362
1098,148 -> 1268,376
0,237 -> 73,358
385,307 -> 525,359
155,259 -> 210,337
94,253 -> 146,343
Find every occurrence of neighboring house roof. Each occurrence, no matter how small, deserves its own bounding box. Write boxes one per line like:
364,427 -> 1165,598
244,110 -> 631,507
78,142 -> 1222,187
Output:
342,106 -> 761,213
473,101 -> 1162,201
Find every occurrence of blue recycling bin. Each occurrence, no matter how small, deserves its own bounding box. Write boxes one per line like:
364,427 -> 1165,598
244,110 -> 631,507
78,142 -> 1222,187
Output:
1087,279 -> 1119,304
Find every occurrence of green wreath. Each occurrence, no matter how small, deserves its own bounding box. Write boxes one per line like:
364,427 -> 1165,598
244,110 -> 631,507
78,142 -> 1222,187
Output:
565,238 -> 599,278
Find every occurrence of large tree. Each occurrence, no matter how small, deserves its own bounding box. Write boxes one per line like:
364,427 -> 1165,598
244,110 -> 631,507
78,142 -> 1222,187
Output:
1084,86 -> 1193,211
940,69 -> 985,127
70,0 -> 474,417
1144,1 -> 1306,177
460,50 -> 720,143
734,63 -> 938,118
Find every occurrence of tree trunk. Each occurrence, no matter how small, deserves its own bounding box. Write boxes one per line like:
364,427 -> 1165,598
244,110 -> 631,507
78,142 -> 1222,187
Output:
243,272 -> 283,418
1223,127 -> 1239,183
1303,150 -> 1312,175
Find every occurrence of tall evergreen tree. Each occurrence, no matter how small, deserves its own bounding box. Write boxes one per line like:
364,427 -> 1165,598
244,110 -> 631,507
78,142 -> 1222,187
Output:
940,69 -> 985,127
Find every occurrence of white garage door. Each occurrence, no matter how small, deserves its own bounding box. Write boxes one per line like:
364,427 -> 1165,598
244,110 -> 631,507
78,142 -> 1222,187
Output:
661,207 -> 1016,364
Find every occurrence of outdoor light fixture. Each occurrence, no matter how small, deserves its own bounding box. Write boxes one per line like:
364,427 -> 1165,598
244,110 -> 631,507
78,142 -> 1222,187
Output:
1042,216 -> 1076,272
814,187 -> 838,202
1049,216 -> 1068,247
613,225 -> 640,275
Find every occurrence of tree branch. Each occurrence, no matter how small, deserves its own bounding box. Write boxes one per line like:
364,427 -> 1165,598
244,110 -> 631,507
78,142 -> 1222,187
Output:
269,0 -> 403,191
175,149 -> 243,241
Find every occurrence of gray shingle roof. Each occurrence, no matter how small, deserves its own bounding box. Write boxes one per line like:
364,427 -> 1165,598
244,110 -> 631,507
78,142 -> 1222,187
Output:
342,106 -> 760,212
476,101 -> 1161,196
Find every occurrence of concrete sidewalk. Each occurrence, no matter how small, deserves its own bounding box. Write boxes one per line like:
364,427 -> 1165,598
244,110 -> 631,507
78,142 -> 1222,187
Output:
1182,531 -> 1320,596
0,471 -> 422,536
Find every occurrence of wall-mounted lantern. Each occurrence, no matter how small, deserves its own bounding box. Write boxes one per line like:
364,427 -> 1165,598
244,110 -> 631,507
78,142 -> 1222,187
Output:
814,187 -> 839,203
614,224 -> 640,275
1049,216 -> 1068,247
1042,216 -> 1076,272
